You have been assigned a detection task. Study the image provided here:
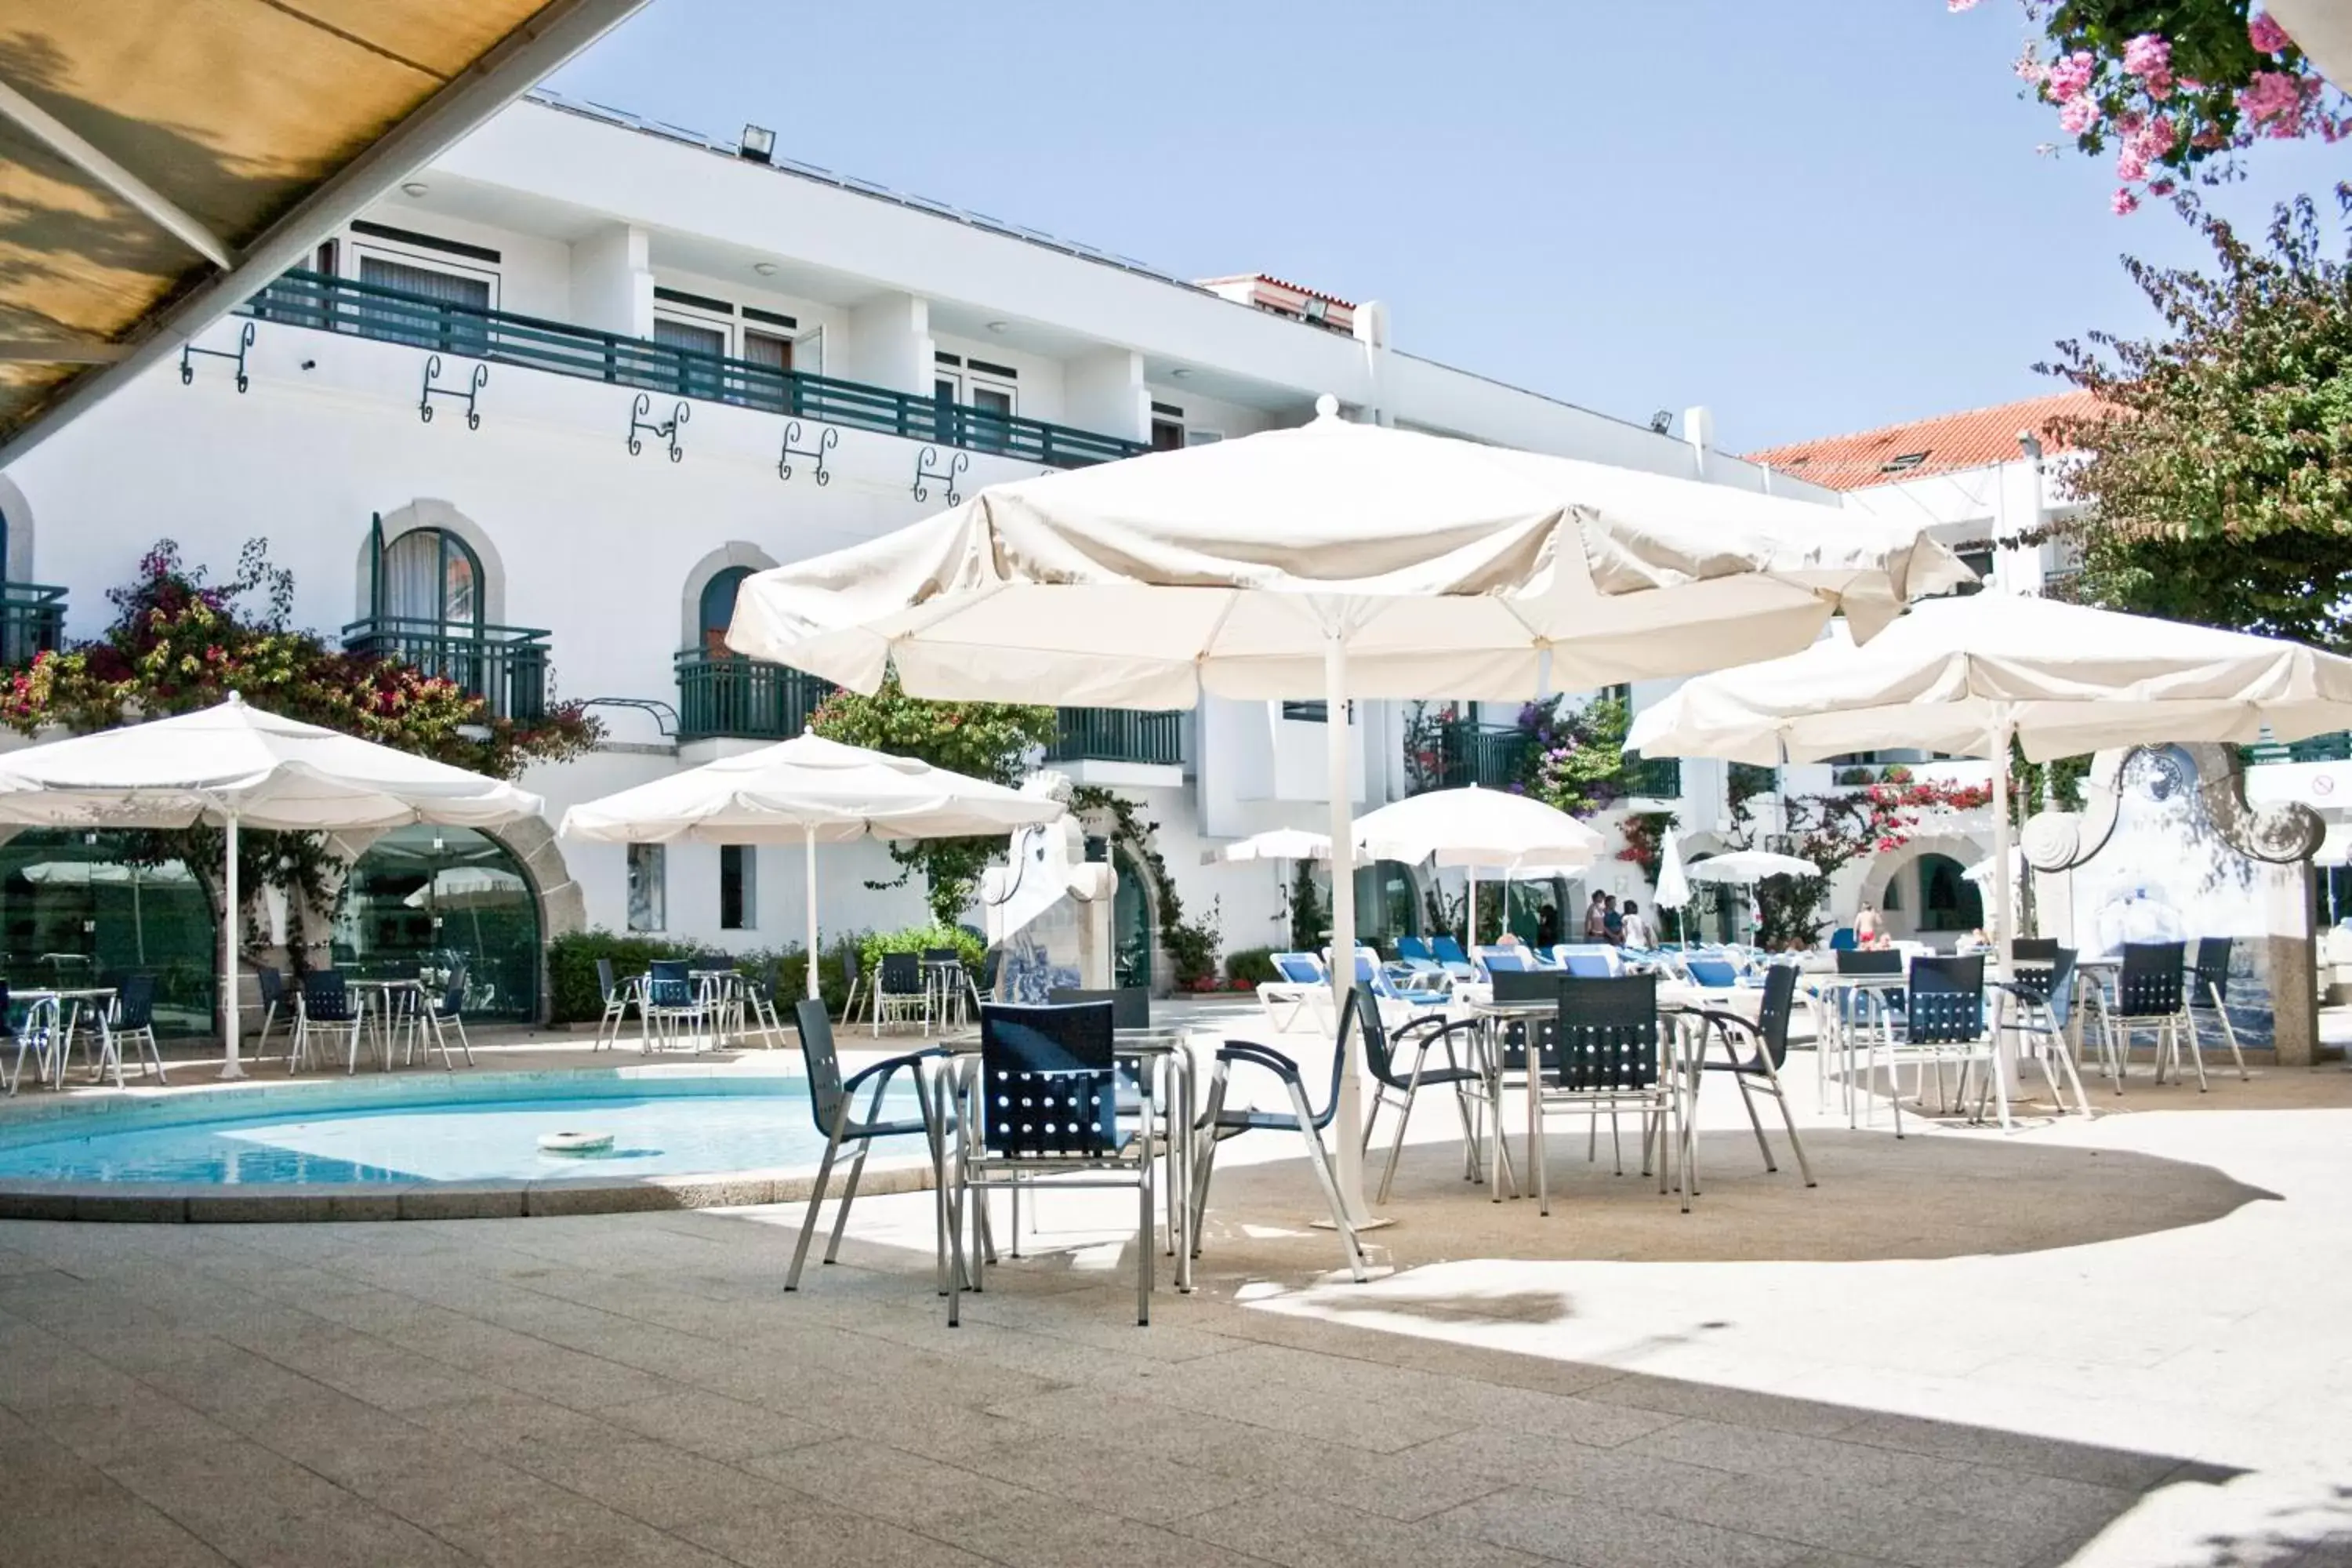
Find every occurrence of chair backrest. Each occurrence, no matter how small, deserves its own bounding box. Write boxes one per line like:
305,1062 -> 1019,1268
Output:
840,947 -> 860,990
256,964 -> 285,1006
301,968 -> 354,1022
594,956 -> 619,1001
792,996 -> 847,1135
1049,985 -> 1149,1030
921,946 -> 959,966
1477,946 -> 1529,975
2117,940 -> 2187,1016
978,948 -> 1003,996
1396,936 -> 1434,964
1828,927 -> 1857,951
978,1002 -> 1118,1159
1431,935 -> 1471,967
1685,956 -> 1741,989
878,951 -> 923,996
1490,968 -> 1564,1004
1552,974 -> 1659,1091
2011,938 -> 2060,964
2042,948 -> 2078,1029
1907,954 -> 1987,1044
1837,948 -> 1903,976
648,958 -> 693,1007
1355,986 -> 1406,1089
1272,953 -> 1324,985
2190,935 -> 2233,993
1560,951 -> 1617,979
1751,964 -> 1799,1068
437,962 -> 469,1015
115,972 -> 156,1030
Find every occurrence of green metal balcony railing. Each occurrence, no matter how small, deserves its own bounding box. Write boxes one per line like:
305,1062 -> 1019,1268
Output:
2243,731 -> 2352,767
676,651 -> 834,742
1416,719 -> 1535,793
0,583 -> 66,669
242,270 -> 1151,470
1624,754 -> 1682,800
343,617 -> 550,722
1047,708 -> 1184,767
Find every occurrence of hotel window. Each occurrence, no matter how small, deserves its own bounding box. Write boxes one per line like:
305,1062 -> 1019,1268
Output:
356,252 -> 492,352
720,844 -> 756,931
699,565 -> 753,657
626,844 -> 666,932
1151,401 -> 1185,451
379,528 -> 481,634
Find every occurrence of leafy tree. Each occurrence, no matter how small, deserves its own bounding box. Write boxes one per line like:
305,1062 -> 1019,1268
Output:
1952,2 -> 2348,212
0,539 -> 601,967
808,672 -> 1058,924
1523,694 -> 1635,817
2042,191 -> 2352,648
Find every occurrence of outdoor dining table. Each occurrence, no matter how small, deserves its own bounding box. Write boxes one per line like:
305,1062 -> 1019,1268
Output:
347,977 -> 425,1071
931,1023 -> 1200,1297
16,985 -> 117,1087
1802,972 -> 1911,1123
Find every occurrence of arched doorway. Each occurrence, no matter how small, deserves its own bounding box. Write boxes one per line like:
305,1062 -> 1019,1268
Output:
1111,845 -> 1152,989
1353,859 -> 1423,946
1915,852 -> 1984,934
699,566 -> 751,655
381,525 -> 483,632
339,826 -> 540,1021
0,830 -> 216,1036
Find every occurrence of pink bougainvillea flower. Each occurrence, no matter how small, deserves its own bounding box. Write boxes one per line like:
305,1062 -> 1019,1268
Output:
1947,0 -> 1979,10
2045,50 -> 2096,100
2133,115 -> 2176,156
2115,145 -> 2148,180
2122,32 -> 2169,78
2238,70 -> 2309,133
2111,187 -> 2140,216
2058,95 -> 2100,134
2249,11 -> 2292,54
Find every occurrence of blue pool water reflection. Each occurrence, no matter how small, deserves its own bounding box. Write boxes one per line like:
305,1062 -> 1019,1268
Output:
0,1083 -> 924,1185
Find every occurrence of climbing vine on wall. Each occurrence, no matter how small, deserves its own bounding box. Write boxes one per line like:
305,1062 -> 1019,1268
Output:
1069,785 -> 1221,985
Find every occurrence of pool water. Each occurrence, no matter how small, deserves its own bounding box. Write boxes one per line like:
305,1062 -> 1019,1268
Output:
0,1083 -> 926,1185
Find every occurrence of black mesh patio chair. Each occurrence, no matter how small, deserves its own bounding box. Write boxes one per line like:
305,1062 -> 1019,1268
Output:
786,996 -> 953,1293
2010,938 -> 2061,965
103,973 -> 169,1087
740,960 -> 785,1048
1190,993 -> 1372,1283
872,950 -> 927,1035
1048,986 -> 1149,1029
641,959 -> 706,1052
1996,946 -> 2089,1116
2107,940 -> 2195,1091
1531,975 -> 1682,1214
293,969 -> 368,1075
953,1002 -> 1156,1325
2185,936 -> 2249,1083
416,962 -> 474,1070
839,948 -> 865,1028
1874,954 -> 2001,1134
1692,964 -> 1813,1184
1359,995 -> 1485,1203
254,964 -> 288,1062
592,957 -> 633,1051
966,948 -> 1002,1014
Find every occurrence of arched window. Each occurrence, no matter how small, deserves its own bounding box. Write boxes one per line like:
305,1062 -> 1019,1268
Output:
381,528 -> 481,630
699,566 -> 752,656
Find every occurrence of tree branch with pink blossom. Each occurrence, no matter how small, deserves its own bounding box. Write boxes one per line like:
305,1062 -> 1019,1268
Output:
1950,2 -> 2348,212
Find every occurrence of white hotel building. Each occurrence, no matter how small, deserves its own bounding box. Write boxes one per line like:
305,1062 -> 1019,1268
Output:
0,90 -> 1846,1022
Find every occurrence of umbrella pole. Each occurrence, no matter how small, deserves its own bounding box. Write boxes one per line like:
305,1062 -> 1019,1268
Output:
220,811 -> 245,1080
805,825 -> 821,1000
1990,707 -> 2020,1105
1323,630 -> 1374,1227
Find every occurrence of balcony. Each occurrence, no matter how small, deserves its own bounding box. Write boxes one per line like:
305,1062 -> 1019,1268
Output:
0,583 -> 65,668
1047,708 -> 1184,768
676,651 -> 833,742
1415,719 -> 1534,793
242,270 -> 1151,470
1624,754 -> 1681,800
343,617 -> 550,721
2245,732 -> 2352,767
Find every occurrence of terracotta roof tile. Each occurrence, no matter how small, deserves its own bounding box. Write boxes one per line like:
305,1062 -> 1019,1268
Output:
1745,391 -> 2103,492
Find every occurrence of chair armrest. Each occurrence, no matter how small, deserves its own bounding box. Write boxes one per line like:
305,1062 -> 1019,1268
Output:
844,1045 -> 949,1097
1214,1040 -> 1306,1085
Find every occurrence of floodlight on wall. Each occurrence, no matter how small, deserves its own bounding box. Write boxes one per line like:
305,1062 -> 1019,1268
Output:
399,182 -> 429,198
1649,409 -> 1674,434
1301,297 -> 1330,323
752,261 -> 779,276
739,124 -> 775,164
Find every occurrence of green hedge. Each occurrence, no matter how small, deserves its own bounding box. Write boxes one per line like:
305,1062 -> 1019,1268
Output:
858,924 -> 985,978
545,930 -> 860,1025
1224,946 -> 1280,985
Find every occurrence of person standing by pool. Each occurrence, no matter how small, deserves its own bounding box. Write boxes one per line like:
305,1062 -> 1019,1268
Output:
1584,890 -> 1610,942
1602,894 -> 1624,946
1620,899 -> 1653,949
1534,902 -> 1559,949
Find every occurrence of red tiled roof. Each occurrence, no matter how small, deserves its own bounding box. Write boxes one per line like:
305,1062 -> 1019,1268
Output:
1194,272 -> 1356,309
1744,391 -> 2105,492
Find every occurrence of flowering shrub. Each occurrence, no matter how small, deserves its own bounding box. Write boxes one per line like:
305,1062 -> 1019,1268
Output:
1522,694 -> 1634,818
1748,778 -> 1994,948
1951,2 -> 2348,211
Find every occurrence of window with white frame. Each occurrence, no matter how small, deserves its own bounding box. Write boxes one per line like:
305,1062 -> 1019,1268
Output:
627,844 -> 666,932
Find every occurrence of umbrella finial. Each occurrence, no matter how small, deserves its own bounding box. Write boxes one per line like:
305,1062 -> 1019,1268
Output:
226,690 -> 244,706
1313,393 -> 1340,420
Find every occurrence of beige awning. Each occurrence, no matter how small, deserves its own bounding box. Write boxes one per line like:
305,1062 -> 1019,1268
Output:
0,0 -> 644,463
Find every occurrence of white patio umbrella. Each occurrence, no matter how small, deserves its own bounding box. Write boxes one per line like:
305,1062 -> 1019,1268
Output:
1627,593 -> 2352,963
1684,848 -> 1824,884
0,693 -> 543,1076
559,731 -> 1065,998
726,402 -> 1970,1216
20,859 -> 200,965
1353,785 -> 1602,952
401,864 -> 528,911
1653,830 -> 1692,942
1202,827 -> 1364,866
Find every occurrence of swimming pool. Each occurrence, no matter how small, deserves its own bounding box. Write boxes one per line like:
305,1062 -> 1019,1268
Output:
0,1076 -> 925,1186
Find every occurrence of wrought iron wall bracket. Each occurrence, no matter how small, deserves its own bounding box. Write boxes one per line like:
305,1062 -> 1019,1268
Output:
778,420 -> 837,485
419,355 -> 487,428
180,321 -> 254,392
628,394 -> 689,461
913,445 -> 968,505
579,695 -> 680,739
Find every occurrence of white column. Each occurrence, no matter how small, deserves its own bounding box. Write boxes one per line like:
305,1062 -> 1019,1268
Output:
1991,708 -> 2020,1104
1325,631 -> 1371,1223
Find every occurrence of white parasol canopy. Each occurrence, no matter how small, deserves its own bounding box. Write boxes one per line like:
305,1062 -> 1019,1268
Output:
726,403 -> 1971,1218
1202,827 -> 1366,866
1684,848 -> 1824,884
402,865 -> 528,911
1627,593 -> 2352,964
0,693 -> 543,1076
1353,786 -> 1601,958
559,731 -> 1064,997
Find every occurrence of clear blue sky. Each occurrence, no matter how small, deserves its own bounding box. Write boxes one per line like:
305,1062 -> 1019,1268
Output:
545,0 -> 2349,453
